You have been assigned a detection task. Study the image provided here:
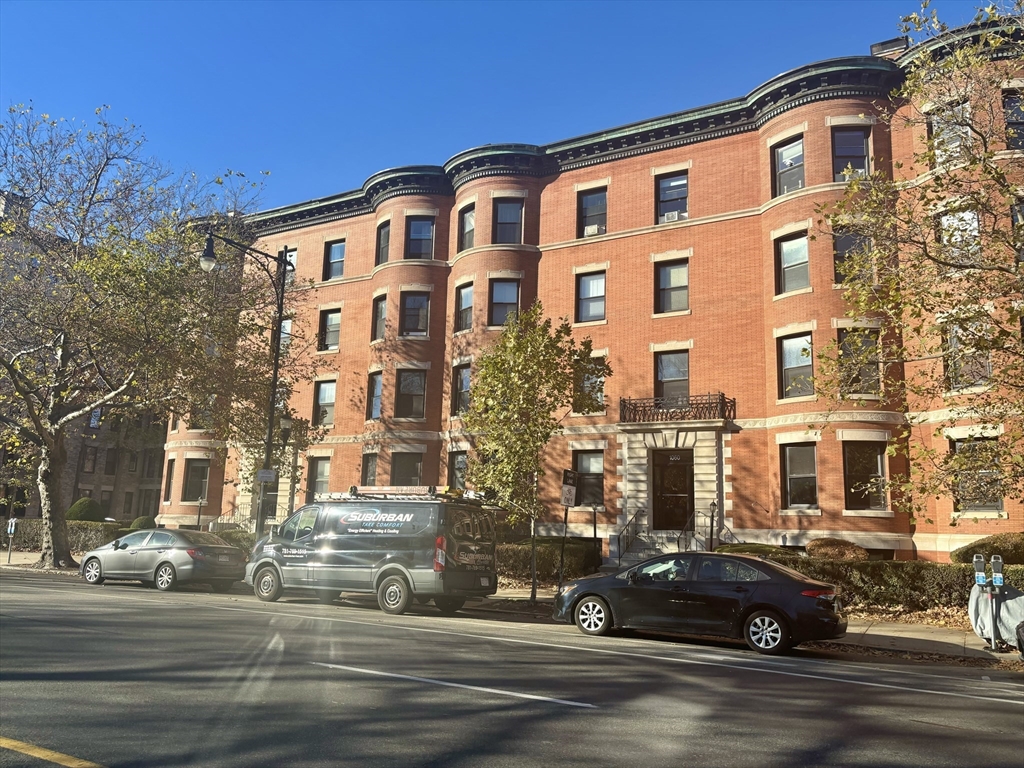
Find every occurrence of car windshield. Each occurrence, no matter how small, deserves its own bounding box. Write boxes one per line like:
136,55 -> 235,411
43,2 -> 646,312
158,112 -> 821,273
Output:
177,531 -> 229,547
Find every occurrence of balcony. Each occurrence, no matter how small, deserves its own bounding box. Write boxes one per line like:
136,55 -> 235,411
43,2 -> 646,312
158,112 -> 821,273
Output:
619,393 -> 736,423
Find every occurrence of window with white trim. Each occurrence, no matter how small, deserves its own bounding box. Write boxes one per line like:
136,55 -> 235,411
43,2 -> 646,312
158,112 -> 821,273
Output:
782,444 -> 817,508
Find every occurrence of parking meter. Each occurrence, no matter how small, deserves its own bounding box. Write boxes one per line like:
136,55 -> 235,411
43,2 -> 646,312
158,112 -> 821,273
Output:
973,554 -> 987,586
991,555 -> 1004,588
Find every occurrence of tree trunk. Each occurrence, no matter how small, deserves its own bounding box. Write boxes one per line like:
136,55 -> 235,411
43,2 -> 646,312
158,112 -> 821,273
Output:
529,517 -> 538,603
37,433 -> 75,568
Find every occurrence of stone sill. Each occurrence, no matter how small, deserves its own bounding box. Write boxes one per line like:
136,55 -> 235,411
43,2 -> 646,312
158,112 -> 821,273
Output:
652,309 -> 691,319
776,395 -> 817,405
842,509 -> 894,518
778,508 -> 821,516
772,286 -> 813,302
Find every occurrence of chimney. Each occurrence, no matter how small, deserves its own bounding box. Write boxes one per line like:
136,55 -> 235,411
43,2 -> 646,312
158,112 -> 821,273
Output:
870,36 -> 910,59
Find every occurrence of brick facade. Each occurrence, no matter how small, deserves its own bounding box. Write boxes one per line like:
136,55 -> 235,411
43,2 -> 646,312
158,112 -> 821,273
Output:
159,34 -> 1022,560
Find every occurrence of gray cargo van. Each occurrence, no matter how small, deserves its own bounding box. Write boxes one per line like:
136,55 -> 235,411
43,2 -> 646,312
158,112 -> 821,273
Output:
244,492 -> 498,615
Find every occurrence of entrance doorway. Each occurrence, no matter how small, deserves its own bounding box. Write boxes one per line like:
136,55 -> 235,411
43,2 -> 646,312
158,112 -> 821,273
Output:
652,450 -> 694,530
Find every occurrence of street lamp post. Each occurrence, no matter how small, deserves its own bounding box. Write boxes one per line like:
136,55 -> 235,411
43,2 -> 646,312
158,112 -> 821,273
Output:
199,230 -> 294,538
708,500 -> 718,552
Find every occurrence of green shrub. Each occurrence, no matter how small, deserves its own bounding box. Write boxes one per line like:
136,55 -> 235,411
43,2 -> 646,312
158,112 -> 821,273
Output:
129,516 -> 156,530
950,532 -> 1024,565
715,543 -> 796,559
1,519 -> 122,553
496,539 -> 602,581
766,558 -> 1024,611
65,498 -> 105,522
216,529 -> 256,552
805,537 -> 868,561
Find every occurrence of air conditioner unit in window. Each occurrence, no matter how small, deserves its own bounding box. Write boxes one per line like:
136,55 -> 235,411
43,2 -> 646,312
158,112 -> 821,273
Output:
584,224 -> 605,237
664,211 -> 679,223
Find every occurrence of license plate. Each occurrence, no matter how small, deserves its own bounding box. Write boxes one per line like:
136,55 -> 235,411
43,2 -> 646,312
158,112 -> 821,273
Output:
480,577 -> 489,586
219,555 -> 230,563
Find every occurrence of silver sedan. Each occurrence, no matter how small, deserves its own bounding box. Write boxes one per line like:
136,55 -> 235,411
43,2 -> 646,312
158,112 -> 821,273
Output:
79,529 -> 246,592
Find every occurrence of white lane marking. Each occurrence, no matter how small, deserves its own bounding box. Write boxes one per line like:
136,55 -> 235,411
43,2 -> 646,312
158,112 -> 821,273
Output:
5,576 -> 1011,686
7,581 -> 1024,706
235,633 -> 285,704
309,661 -> 595,709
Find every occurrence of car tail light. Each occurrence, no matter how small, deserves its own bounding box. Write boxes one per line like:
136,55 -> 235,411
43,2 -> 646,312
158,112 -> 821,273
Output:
186,549 -> 206,561
433,535 -> 446,572
801,589 -> 835,598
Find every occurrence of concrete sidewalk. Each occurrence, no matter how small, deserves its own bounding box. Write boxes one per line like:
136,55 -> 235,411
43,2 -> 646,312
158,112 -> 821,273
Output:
2,551 -> 1017,662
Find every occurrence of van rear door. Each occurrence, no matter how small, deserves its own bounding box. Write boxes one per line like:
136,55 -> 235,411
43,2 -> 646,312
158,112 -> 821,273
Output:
442,505 -> 497,592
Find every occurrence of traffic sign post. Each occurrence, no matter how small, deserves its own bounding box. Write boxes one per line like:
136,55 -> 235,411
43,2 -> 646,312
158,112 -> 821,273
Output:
6,517 -> 16,564
558,470 -> 579,589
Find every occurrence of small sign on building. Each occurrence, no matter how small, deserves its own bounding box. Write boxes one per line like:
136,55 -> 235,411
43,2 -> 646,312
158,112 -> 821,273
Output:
256,469 -> 277,484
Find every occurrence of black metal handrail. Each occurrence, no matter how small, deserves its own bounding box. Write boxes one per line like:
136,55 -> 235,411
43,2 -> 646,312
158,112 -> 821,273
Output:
676,511 -> 696,552
617,509 -> 643,566
619,393 -> 736,423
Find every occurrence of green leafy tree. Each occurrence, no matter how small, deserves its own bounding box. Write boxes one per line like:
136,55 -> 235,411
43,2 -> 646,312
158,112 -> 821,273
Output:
816,5 -> 1023,523
461,302 -> 611,600
0,105 -> 318,567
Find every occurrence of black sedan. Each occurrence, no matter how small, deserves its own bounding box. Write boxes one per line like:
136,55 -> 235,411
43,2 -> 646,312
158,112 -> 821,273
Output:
80,529 -> 246,592
553,552 -> 846,654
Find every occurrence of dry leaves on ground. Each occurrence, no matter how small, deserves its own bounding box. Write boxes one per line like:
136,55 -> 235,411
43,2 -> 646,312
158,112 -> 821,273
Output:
846,604 -> 973,631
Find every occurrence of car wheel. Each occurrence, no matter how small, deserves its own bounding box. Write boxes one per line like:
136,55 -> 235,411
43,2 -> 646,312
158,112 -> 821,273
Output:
744,610 -> 791,655
211,581 -> 234,593
574,596 -> 612,636
377,575 -> 411,615
434,597 -> 465,615
155,563 -> 177,592
315,590 -> 339,604
83,558 -> 104,585
254,567 -> 282,602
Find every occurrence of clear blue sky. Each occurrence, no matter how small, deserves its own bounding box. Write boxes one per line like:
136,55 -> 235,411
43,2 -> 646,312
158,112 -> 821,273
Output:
1,0 -> 982,211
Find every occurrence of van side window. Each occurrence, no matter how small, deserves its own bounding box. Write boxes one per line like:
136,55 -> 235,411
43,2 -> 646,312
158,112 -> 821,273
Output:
280,507 -> 320,541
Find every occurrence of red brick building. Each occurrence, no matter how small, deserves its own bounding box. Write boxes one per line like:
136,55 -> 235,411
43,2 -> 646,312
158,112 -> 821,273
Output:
159,32 -> 1022,561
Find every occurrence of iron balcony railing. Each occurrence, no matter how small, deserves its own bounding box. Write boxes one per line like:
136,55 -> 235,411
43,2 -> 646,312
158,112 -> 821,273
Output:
619,393 -> 736,423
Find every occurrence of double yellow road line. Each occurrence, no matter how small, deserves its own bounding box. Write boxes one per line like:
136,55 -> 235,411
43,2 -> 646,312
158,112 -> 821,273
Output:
0,736 -> 105,768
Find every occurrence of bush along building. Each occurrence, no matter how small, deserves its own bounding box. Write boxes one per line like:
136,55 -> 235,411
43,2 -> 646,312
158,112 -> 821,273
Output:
159,23 -> 1023,561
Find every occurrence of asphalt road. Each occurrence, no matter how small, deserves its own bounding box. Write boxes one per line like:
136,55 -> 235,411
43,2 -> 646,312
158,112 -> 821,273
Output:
1,572 -> 1022,768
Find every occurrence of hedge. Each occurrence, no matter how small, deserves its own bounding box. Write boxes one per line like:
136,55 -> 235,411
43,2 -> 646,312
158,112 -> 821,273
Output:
950,532 -> 1024,565
0,519 -> 121,554
762,556 -> 1024,611
496,540 -> 602,581
805,537 -> 869,561
66,498 -> 106,522
715,543 -> 796,559
216,529 -> 257,552
130,516 -> 157,530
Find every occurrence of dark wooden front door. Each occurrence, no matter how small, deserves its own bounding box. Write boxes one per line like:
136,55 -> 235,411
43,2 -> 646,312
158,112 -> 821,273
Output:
652,450 -> 694,530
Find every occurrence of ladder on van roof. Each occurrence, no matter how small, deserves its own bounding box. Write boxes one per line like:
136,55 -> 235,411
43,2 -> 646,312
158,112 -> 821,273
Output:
314,485 -> 492,507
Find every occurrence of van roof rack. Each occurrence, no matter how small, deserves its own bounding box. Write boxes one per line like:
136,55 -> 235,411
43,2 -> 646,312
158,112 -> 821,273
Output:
313,485 -> 490,507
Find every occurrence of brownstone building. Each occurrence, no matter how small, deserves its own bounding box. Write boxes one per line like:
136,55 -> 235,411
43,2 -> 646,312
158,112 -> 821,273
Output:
159,31 -> 1022,561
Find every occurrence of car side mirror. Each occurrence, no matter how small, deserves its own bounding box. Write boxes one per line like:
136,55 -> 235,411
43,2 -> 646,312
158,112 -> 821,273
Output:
111,539 -> 121,550
269,525 -> 278,538
628,571 -> 639,584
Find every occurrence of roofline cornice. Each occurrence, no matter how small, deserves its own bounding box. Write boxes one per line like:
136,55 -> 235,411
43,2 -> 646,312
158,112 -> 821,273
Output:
252,56 -> 905,235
